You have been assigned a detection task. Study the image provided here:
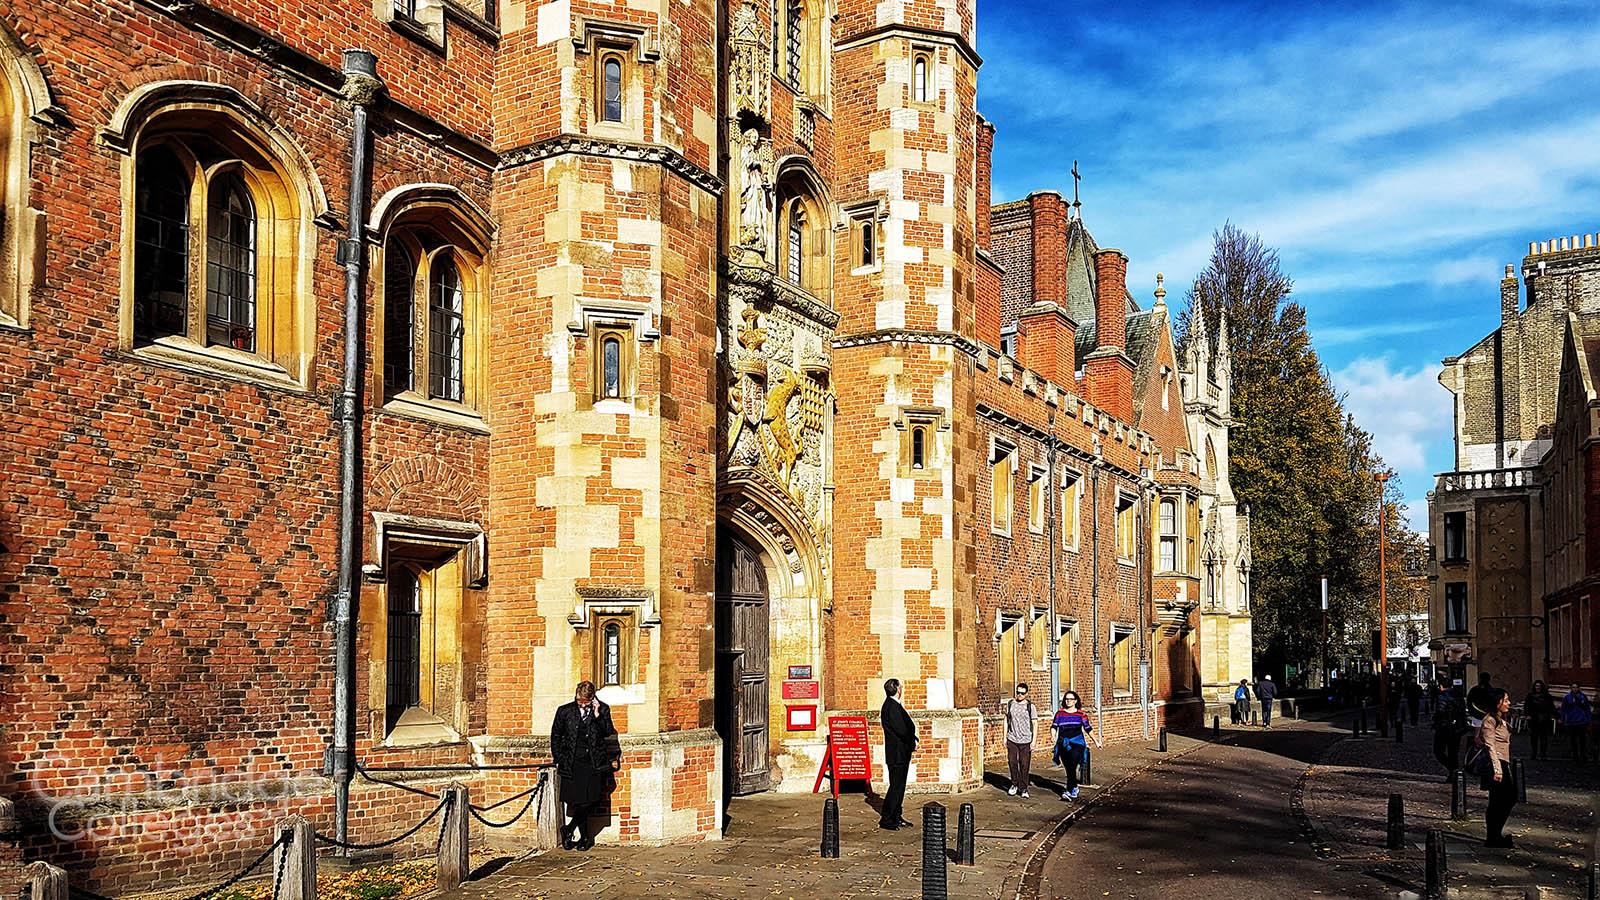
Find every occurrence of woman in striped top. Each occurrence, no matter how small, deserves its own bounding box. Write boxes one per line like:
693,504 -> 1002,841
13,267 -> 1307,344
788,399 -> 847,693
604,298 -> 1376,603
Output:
1052,691 -> 1102,800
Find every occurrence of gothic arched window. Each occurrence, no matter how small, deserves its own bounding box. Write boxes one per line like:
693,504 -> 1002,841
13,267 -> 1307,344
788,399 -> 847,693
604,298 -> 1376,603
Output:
913,55 -> 929,103
133,146 -> 191,343
204,172 -> 257,351
428,255 -> 465,403
787,205 -> 805,286
602,55 -> 623,122
786,0 -> 805,91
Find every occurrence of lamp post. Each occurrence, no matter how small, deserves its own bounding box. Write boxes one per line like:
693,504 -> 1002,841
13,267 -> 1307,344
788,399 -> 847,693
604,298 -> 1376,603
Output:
1375,472 -> 1390,716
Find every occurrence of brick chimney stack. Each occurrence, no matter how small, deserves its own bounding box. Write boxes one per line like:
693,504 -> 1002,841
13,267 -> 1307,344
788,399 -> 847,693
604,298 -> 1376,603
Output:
1083,248 -> 1134,420
1500,263 -> 1519,323
1029,192 -> 1069,308
977,116 -> 996,252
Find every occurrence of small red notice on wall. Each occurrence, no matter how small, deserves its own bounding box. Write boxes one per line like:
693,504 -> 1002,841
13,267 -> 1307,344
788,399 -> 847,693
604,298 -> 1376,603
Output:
812,715 -> 872,796
782,679 -> 820,700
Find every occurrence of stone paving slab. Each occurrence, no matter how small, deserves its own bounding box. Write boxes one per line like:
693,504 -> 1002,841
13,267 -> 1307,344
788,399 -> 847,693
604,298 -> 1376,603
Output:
1300,712 -> 1599,900
446,729 -> 1213,899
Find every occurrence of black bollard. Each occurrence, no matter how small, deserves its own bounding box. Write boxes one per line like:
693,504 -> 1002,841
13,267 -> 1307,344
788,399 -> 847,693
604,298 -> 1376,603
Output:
1386,793 -> 1405,851
1213,715 -> 1220,738
1425,828 -> 1447,899
1251,706 -> 1258,726
1081,747 -> 1092,787
1395,716 -> 1403,743
821,797 -> 839,859
1357,707 -> 1368,736
1512,760 -> 1527,804
1450,769 -> 1467,820
921,803 -> 948,900
1378,712 -> 1389,738
1158,728 -> 1168,752
955,803 -> 975,866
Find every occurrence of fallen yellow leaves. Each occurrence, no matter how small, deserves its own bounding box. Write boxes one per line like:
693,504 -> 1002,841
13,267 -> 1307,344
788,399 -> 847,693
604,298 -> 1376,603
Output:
215,860 -> 437,900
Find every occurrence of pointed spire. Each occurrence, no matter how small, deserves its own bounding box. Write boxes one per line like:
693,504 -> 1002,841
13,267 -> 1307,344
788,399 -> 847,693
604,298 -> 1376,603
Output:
1215,304 -> 1231,371
1189,289 -> 1209,373
1152,273 -> 1167,312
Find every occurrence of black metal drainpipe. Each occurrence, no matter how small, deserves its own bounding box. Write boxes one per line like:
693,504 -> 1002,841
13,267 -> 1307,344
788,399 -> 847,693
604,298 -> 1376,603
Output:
333,48 -> 383,851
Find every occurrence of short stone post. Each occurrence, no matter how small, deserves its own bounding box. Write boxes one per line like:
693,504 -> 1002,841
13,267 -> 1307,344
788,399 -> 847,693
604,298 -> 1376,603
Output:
1512,760 -> 1527,804
1357,707 -> 1368,736
1080,747 -> 1092,787
1385,793 -> 1404,851
24,862 -> 68,900
536,770 -> 562,851
1213,715 -> 1220,738
438,784 -> 470,892
1158,729 -> 1167,752
1450,769 -> 1467,820
1378,711 -> 1389,738
276,815 -> 316,900
954,803 -> 975,866
1394,716 -> 1404,743
1425,828 -> 1447,899
920,803 -> 947,900
820,798 -> 840,859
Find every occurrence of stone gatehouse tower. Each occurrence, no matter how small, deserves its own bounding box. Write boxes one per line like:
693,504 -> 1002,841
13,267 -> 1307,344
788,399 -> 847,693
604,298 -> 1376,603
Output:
0,0 -> 1247,890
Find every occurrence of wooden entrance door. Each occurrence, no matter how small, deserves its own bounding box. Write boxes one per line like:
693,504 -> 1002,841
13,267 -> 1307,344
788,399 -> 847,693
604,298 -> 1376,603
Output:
716,529 -> 771,794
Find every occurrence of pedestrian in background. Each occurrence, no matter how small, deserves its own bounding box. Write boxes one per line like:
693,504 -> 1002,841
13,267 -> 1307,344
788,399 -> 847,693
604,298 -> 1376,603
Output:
878,678 -> 918,831
1560,684 -> 1592,762
1234,679 -> 1250,725
1002,682 -> 1037,798
1254,674 -> 1277,727
1432,684 -> 1469,778
550,680 -> 620,851
1404,678 -> 1423,727
1051,690 -> 1101,801
1522,680 -> 1556,761
1473,689 -> 1518,848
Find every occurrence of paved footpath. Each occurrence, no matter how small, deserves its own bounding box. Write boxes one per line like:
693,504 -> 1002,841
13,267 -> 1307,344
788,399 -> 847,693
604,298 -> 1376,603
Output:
447,727 -> 1213,899
1034,716 -> 1379,900
1302,711 -> 1600,899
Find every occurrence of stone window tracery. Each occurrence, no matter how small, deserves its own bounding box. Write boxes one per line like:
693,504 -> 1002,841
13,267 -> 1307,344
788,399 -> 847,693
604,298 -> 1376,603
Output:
126,118 -> 311,384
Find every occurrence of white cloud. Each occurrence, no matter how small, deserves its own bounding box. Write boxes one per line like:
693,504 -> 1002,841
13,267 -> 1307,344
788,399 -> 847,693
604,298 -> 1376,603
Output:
1330,357 -> 1450,474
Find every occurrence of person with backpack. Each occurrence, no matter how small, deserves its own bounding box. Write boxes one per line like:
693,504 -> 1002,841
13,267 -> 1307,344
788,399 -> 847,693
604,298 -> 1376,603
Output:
1002,682 -> 1037,797
1560,685 -> 1592,762
1233,679 -> 1251,725
1432,684 -> 1469,777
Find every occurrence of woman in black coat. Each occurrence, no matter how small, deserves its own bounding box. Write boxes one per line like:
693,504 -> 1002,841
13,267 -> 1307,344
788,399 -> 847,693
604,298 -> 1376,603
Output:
550,680 -> 620,850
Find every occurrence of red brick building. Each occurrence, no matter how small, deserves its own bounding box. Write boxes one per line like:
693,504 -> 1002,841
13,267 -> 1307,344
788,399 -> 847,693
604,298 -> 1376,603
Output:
0,0 -> 1248,890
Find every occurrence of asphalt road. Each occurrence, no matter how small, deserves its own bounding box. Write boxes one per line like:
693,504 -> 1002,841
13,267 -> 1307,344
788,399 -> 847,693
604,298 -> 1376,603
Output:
1033,718 -> 1388,900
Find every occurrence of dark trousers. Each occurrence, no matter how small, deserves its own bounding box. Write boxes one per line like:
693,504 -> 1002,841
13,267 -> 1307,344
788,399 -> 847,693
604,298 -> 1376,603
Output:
1408,701 -> 1419,727
1484,763 -> 1518,842
1006,740 -> 1032,790
1433,729 -> 1460,774
563,800 -> 599,841
1529,720 -> 1551,759
1567,724 -> 1590,761
881,758 -> 909,824
1260,700 -> 1273,726
1061,742 -> 1086,791
1234,699 -> 1249,724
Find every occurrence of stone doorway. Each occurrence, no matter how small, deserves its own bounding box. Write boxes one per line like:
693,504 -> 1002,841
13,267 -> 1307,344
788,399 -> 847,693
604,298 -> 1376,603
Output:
716,526 -> 771,795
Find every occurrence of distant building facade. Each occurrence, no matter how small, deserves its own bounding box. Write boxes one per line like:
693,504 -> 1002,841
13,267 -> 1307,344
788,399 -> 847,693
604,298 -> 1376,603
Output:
1429,233 -> 1600,697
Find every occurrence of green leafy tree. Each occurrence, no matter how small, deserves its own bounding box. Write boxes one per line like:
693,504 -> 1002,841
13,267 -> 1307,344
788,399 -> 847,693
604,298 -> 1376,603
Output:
1178,224 -> 1397,680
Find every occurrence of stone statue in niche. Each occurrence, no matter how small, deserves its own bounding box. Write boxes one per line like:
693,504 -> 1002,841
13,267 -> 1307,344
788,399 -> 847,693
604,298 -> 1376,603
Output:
738,128 -> 771,255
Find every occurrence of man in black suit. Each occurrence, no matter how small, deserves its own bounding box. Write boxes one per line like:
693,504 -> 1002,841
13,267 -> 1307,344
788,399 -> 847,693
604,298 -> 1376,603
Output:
879,678 -> 918,830
550,680 -> 620,850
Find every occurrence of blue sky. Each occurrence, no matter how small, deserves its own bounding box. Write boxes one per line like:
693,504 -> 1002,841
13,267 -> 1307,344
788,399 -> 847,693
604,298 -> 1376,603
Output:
975,0 -> 1600,529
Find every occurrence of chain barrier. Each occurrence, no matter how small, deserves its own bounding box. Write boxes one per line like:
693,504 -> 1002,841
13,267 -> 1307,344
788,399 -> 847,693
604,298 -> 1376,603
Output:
68,830 -> 292,900
354,763 -> 442,800
466,775 -> 545,829
313,795 -> 451,852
